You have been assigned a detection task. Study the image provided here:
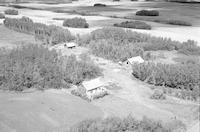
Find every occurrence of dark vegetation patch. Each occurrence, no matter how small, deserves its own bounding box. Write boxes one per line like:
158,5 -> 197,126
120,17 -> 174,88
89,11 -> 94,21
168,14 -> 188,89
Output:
3,17 -> 74,45
136,10 -> 159,16
154,19 -> 192,26
4,9 -> 18,15
114,21 -> 151,30
0,13 -> 5,19
110,15 -> 192,26
63,17 -> 89,28
166,0 -> 200,3
0,45 -> 101,91
94,3 -> 106,7
70,115 -> 186,132
132,62 -> 200,101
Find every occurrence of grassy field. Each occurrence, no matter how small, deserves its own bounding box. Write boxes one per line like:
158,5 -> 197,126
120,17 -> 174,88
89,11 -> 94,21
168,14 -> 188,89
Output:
0,90 -> 103,132
0,25 -> 37,48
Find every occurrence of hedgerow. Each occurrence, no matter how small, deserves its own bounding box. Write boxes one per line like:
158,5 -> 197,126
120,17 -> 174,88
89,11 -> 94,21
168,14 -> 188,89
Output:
0,44 -> 101,91
132,62 -> 200,100
3,17 -> 74,45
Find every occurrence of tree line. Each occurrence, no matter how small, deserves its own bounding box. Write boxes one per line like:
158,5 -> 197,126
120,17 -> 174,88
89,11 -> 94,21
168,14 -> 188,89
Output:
4,17 -> 74,45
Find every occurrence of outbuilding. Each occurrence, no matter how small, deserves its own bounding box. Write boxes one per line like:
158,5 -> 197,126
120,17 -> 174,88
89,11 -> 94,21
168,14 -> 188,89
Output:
64,42 -> 76,49
82,78 -> 107,100
126,56 -> 145,65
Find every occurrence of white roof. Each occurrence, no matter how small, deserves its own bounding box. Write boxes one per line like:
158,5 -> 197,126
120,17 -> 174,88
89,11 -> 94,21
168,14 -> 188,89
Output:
82,78 -> 104,91
127,56 -> 144,65
66,42 -> 76,48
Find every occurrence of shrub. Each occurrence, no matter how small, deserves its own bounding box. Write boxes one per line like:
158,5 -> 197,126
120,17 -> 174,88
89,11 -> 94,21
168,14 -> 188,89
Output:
136,10 -> 159,16
0,13 -> 5,19
132,62 -> 200,100
70,115 -> 174,132
94,3 -> 106,7
0,45 -> 101,91
3,17 -> 74,45
4,9 -> 18,15
114,21 -> 151,30
63,54 -> 102,85
71,87 -> 90,101
177,40 -> 200,55
63,17 -> 89,28
150,90 -> 166,100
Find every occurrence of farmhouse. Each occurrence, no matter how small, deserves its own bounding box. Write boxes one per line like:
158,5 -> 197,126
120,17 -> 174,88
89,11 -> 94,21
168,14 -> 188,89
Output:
82,78 -> 107,100
64,42 -> 76,49
126,56 -> 144,65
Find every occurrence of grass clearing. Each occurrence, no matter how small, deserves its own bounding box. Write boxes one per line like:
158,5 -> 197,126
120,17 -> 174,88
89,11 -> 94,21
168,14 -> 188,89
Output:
0,25 -> 37,48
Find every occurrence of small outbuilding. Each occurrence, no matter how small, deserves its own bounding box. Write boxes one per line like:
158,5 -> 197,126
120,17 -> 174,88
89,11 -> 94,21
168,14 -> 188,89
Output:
64,42 -> 76,49
82,78 -> 107,100
127,56 -> 145,65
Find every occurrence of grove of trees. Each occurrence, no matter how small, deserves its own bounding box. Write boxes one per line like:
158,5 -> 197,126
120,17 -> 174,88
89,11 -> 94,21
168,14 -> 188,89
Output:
4,17 -> 74,45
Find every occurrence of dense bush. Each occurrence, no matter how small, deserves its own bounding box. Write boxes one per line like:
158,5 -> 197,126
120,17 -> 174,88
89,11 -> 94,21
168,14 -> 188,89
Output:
136,10 -> 159,16
132,62 -> 200,100
114,21 -> 151,30
0,13 -> 5,19
89,39 -> 144,62
63,54 -> 102,85
78,27 -> 200,62
70,115 -> 185,132
3,17 -> 74,45
63,17 -> 89,28
4,9 -> 18,15
0,45 -> 101,91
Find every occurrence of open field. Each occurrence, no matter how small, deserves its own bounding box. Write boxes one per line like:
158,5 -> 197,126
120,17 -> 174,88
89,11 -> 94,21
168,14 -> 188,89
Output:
1,0 -> 199,44
0,0 -> 199,132
0,25 -> 37,48
0,90 -> 103,132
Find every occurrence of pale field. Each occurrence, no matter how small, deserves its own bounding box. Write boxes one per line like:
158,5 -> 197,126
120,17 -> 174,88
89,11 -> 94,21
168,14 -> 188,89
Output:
0,0 -> 200,132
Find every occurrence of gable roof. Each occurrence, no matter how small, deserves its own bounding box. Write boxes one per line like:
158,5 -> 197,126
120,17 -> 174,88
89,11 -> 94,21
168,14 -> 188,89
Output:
82,78 -> 104,91
127,56 -> 144,65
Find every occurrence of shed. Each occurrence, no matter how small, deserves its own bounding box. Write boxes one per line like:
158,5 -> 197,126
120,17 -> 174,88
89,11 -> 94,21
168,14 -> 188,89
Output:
127,56 -> 144,65
82,78 -> 104,92
82,78 -> 107,99
64,42 -> 76,48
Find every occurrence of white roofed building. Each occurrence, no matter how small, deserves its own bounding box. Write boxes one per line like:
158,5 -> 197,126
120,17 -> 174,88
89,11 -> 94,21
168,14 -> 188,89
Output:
127,56 -> 145,65
82,78 -> 107,100
64,42 -> 76,48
